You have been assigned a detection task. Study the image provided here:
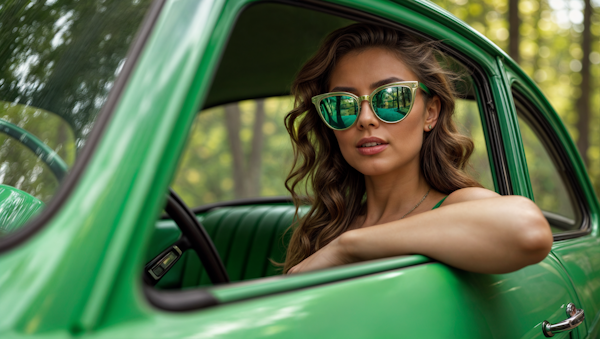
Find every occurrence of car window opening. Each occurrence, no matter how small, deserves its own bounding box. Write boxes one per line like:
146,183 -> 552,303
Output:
144,1 -> 499,303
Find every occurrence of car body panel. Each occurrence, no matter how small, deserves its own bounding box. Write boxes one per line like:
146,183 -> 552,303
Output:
552,237 -> 600,336
81,256 -> 580,339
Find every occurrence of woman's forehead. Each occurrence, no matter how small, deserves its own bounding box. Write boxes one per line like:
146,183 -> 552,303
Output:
329,47 -> 418,92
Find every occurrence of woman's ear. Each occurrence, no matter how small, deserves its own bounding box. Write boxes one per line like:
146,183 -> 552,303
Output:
424,95 -> 441,132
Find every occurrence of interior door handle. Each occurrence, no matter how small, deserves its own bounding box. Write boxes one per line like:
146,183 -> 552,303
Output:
542,303 -> 584,337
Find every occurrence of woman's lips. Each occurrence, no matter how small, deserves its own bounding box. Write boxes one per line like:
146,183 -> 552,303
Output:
357,144 -> 388,155
356,137 -> 388,155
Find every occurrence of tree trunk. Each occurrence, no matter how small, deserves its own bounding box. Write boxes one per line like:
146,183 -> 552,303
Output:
509,0 -> 520,64
336,97 -> 342,125
248,99 -> 265,197
224,103 -> 246,198
532,0 -> 543,73
576,0 -> 592,166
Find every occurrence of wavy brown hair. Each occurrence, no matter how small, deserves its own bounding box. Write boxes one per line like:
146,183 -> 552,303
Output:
282,24 -> 482,273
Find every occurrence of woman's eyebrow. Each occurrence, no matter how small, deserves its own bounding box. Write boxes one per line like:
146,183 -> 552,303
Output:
370,77 -> 405,89
330,86 -> 357,92
329,77 -> 406,93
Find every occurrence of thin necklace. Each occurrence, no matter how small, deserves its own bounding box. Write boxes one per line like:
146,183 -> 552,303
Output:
400,187 -> 431,219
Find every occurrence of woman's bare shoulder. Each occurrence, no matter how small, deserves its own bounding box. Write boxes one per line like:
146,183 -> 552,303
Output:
442,187 -> 500,206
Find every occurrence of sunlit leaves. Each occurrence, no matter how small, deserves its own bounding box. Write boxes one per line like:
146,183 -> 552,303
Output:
433,0 -> 600,195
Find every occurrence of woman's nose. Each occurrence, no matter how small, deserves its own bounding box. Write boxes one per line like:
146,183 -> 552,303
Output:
357,98 -> 379,129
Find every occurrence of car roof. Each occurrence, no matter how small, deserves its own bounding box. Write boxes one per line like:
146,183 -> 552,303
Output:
203,3 -> 354,109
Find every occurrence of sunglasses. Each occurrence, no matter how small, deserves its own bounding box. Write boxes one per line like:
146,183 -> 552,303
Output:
311,81 -> 430,131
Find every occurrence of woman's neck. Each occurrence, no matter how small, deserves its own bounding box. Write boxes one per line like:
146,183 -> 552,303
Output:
360,161 -> 430,228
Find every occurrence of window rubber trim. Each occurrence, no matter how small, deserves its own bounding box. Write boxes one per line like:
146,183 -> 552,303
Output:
0,0 -> 167,253
150,0 -> 513,312
511,90 -> 591,241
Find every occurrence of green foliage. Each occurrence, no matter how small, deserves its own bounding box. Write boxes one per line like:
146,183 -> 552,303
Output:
455,99 -> 495,190
0,0 -> 153,143
172,97 -> 295,207
433,0 -> 600,197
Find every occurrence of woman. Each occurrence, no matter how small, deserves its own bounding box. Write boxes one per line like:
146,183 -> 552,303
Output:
283,24 -> 553,275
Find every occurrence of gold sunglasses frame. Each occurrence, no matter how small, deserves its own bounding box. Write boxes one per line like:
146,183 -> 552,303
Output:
311,81 -> 429,131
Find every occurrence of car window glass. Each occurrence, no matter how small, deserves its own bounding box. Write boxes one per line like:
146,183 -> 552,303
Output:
0,0 -> 154,236
0,105 -> 75,200
514,98 -> 578,232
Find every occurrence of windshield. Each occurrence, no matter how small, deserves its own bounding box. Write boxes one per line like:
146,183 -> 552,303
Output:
0,0 -> 154,236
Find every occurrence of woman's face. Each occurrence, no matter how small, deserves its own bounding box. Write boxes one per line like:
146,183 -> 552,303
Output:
328,47 -> 439,177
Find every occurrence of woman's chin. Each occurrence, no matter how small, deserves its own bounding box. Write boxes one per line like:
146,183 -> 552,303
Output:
353,165 -> 396,177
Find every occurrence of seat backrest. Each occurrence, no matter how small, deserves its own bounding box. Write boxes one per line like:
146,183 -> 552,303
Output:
179,204 -> 301,287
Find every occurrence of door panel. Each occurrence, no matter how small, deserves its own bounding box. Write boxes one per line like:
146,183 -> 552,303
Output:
552,236 -> 600,337
104,256 -> 581,338
463,254 -> 584,338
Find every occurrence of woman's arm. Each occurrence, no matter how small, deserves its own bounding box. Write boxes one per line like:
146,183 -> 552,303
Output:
288,188 -> 553,274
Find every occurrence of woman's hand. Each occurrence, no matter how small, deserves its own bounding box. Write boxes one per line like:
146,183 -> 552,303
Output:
287,236 -> 354,274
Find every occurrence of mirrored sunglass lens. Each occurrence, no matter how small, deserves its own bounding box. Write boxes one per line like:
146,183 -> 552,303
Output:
319,95 -> 358,129
372,86 -> 413,122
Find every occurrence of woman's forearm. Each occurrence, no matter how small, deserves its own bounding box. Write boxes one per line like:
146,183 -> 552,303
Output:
339,195 -> 553,274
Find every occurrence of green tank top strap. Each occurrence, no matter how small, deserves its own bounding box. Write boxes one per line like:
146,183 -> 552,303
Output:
432,196 -> 447,210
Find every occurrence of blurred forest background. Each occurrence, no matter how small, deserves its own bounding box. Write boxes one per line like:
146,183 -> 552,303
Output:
0,0 -> 598,215
173,0 -> 600,208
433,0 -> 600,190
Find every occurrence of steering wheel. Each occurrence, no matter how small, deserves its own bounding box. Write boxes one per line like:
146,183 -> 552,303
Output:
0,119 -> 68,181
143,189 -> 229,286
0,120 -> 66,235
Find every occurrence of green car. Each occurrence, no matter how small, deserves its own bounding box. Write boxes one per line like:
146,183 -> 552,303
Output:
0,0 -> 598,338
